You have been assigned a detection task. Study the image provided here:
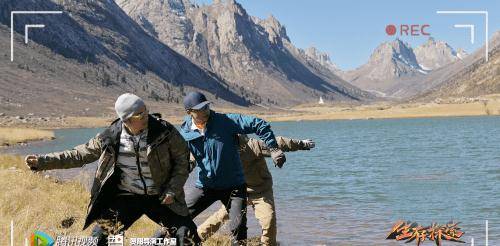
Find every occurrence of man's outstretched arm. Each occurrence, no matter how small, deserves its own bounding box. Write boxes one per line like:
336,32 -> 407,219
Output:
256,136 -> 315,157
25,134 -> 103,171
227,113 -> 287,167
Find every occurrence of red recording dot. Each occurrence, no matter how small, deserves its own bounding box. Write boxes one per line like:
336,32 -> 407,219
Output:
386,24 -> 396,35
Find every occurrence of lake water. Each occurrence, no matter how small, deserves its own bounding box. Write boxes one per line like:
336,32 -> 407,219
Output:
3,116 -> 500,245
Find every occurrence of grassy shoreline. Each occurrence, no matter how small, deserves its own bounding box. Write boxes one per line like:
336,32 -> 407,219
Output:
0,155 -> 258,245
0,155 -> 92,243
0,128 -> 55,147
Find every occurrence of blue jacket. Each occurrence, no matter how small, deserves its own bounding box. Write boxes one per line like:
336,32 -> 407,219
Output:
180,111 -> 278,189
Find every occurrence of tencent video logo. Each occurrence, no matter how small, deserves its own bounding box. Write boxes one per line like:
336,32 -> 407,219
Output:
30,230 -> 54,246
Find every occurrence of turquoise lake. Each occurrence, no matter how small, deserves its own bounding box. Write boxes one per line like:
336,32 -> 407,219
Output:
4,116 -> 499,245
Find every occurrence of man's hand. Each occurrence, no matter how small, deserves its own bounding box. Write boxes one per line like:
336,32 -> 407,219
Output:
270,148 -> 286,168
161,193 -> 174,205
25,155 -> 39,170
301,139 -> 315,150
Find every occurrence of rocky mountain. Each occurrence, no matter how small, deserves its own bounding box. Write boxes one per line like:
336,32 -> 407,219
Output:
386,31 -> 500,99
343,39 -> 426,95
414,31 -> 500,100
1,0 -> 289,116
413,37 -> 467,70
342,37 -> 474,98
116,0 -> 372,105
301,46 -> 342,74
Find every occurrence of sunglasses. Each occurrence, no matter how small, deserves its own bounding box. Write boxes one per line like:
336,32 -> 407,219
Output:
129,109 -> 148,120
187,104 -> 209,113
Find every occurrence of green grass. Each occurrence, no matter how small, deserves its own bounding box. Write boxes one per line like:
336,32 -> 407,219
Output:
0,155 -> 260,245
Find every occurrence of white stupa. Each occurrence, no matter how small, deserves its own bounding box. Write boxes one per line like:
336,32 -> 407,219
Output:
318,96 -> 324,104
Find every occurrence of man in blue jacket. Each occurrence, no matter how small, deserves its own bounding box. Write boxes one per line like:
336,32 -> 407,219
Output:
179,91 -> 286,245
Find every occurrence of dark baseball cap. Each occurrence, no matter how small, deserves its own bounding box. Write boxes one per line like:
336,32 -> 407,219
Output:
183,91 -> 211,110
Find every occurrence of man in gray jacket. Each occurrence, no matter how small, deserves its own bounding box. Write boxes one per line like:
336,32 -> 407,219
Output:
25,93 -> 200,245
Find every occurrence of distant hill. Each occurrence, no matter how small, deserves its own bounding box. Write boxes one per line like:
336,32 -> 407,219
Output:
0,0 -> 257,116
342,37 -> 472,98
414,31 -> 500,101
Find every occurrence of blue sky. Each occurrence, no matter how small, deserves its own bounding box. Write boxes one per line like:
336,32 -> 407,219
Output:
193,0 -> 500,70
